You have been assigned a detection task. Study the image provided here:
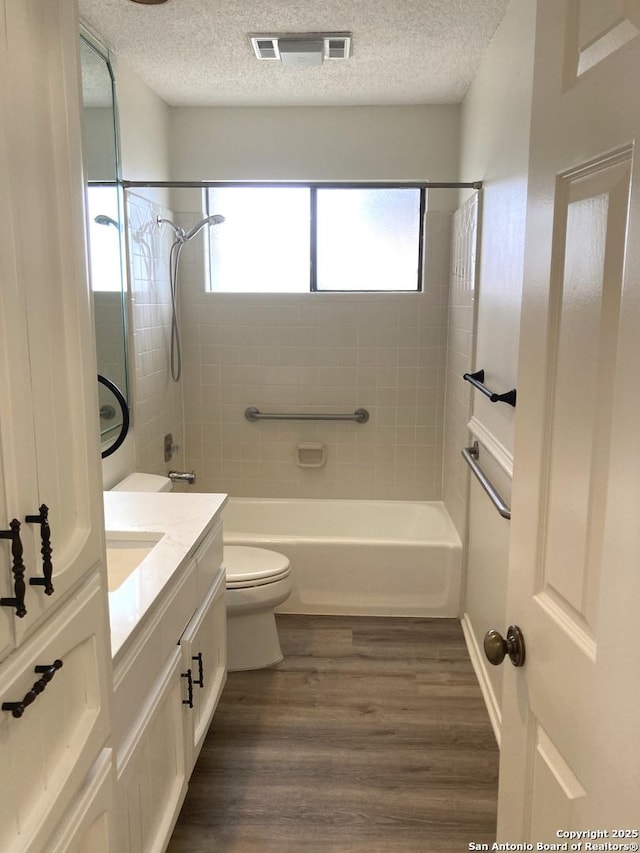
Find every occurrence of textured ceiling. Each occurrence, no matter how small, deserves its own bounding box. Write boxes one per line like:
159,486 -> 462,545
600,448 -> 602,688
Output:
78,0 -> 511,107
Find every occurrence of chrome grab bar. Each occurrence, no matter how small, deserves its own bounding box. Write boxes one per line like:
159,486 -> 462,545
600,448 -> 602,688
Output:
461,441 -> 511,520
245,407 -> 369,424
463,369 -> 517,407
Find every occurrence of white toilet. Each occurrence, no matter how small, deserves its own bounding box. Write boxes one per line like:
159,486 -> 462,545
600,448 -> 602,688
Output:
224,545 -> 292,672
111,473 -> 293,672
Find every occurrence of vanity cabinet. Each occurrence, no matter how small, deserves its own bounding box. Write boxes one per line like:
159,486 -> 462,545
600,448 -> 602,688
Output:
0,0 -> 104,657
117,649 -> 189,853
0,2 -> 114,851
112,523 -> 226,853
180,569 -> 227,774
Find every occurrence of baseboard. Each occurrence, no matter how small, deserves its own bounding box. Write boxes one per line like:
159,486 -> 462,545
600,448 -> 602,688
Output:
461,612 -> 502,747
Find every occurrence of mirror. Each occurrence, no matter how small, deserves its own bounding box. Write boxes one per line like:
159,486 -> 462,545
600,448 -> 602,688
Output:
79,35 -> 130,457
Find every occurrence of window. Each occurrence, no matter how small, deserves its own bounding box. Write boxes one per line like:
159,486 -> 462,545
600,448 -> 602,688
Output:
205,184 -> 425,293
86,185 -> 123,292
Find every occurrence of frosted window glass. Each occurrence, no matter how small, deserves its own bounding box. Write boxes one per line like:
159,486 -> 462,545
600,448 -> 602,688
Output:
316,188 -> 421,291
87,186 -> 122,292
206,187 -> 310,293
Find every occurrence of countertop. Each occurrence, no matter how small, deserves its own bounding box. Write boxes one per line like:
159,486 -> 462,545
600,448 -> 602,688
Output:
104,490 -> 227,660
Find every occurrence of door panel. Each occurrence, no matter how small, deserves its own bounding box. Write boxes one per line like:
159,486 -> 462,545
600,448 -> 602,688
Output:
566,0 -> 640,80
541,150 -> 631,640
529,723 -> 586,841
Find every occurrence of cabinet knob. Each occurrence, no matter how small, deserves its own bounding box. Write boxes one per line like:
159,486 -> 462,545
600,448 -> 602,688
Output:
0,519 -> 27,617
26,504 -> 54,596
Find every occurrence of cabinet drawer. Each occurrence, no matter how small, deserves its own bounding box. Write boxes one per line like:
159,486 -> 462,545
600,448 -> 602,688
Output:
0,574 -> 110,853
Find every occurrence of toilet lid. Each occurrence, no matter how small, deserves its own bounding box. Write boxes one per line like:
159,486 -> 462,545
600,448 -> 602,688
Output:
224,545 -> 291,585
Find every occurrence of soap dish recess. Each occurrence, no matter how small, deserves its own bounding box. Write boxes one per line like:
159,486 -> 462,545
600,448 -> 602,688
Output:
296,443 -> 326,468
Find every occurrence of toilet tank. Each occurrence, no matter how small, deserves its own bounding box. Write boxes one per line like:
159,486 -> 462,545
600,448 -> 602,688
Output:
111,472 -> 173,492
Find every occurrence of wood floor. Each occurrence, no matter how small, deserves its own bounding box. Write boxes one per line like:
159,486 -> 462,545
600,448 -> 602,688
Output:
167,615 -> 499,853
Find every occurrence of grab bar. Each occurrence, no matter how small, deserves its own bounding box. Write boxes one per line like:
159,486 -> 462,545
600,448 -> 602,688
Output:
461,442 -> 511,520
463,369 -> 517,407
245,407 -> 369,424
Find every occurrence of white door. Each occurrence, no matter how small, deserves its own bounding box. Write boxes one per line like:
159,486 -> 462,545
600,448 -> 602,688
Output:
497,0 -> 640,838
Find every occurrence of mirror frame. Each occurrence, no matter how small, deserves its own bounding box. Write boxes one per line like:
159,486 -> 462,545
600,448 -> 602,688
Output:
80,31 -> 132,458
98,374 -> 130,458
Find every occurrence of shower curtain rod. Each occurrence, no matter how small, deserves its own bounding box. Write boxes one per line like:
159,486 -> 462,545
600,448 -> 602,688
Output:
121,180 -> 483,190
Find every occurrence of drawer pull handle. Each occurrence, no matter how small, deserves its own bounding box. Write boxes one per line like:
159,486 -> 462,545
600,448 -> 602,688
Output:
2,659 -> 63,718
0,519 -> 27,617
26,504 -> 54,596
192,652 -> 204,688
181,668 -> 194,708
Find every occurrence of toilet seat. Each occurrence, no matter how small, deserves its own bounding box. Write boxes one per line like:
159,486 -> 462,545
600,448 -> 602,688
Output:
224,545 -> 291,590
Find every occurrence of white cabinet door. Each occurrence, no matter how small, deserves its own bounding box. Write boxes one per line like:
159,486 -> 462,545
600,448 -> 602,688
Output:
45,749 -> 116,853
116,649 -> 189,853
180,570 -> 227,773
0,577 -> 111,853
0,0 -> 103,650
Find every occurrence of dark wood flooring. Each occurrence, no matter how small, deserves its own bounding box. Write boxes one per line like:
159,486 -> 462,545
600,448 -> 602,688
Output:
167,615 -> 499,852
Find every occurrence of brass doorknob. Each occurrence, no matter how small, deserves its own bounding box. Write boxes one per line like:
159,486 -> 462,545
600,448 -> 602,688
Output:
483,625 -> 526,667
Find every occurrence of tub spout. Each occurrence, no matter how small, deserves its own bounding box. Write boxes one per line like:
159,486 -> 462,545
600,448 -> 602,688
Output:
168,470 -> 196,485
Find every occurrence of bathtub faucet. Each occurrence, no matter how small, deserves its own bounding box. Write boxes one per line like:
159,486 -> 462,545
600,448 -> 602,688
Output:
168,470 -> 196,485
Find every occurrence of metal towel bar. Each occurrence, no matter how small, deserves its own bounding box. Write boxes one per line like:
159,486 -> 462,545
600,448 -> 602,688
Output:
463,369 -> 517,407
245,407 -> 369,424
461,442 -> 511,520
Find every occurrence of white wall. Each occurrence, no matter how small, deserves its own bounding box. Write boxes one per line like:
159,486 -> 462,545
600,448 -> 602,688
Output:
168,105 -> 460,498
126,191 -> 185,480
170,105 -> 460,211
460,0 -> 536,453
458,0 -> 537,742
115,56 -> 171,207
177,210 -> 451,500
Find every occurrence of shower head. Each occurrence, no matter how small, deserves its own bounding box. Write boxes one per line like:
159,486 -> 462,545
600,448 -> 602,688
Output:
184,214 -> 225,241
94,214 -> 120,228
156,216 -> 186,241
157,213 -> 225,244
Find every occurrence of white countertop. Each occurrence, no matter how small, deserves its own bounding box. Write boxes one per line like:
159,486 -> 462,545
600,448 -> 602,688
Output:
104,490 -> 227,660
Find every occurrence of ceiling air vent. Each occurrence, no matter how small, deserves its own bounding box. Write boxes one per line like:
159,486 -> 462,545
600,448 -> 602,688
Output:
253,38 -> 278,60
250,33 -> 352,64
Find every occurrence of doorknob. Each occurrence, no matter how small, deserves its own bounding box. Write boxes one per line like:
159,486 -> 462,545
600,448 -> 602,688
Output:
483,625 -> 526,667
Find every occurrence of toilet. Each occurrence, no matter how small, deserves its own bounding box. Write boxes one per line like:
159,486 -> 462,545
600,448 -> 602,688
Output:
224,545 -> 292,672
111,473 -> 293,672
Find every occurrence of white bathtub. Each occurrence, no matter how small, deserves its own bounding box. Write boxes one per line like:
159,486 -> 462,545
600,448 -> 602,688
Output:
222,498 -> 462,617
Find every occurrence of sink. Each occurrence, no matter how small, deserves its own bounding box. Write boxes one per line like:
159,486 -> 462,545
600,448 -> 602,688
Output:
105,530 -> 164,592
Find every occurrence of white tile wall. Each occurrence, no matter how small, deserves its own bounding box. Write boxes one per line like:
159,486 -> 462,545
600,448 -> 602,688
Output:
443,193 -> 478,534
126,191 -> 185,476
94,292 -> 127,391
177,210 -> 452,500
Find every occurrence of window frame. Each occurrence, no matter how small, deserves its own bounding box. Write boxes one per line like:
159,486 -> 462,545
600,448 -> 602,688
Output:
205,182 -> 427,294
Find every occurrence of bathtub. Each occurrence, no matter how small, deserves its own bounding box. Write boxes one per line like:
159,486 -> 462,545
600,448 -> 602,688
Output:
222,498 -> 462,617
